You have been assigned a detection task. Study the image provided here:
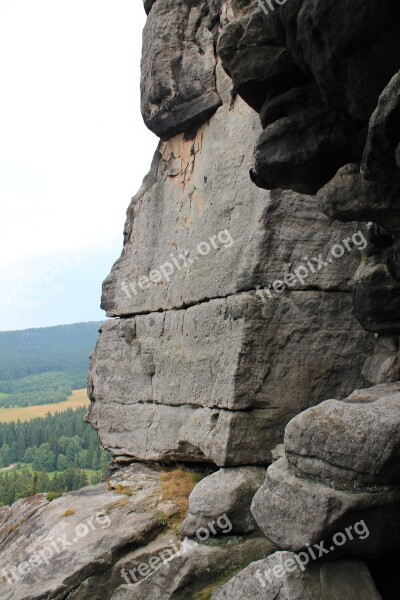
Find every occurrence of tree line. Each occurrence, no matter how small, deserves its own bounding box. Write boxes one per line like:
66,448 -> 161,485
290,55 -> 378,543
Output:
0,408 -> 110,505
0,322 -> 101,407
0,467 -> 93,506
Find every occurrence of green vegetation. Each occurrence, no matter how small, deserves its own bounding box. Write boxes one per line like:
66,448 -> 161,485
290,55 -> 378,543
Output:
0,371 -> 80,407
0,322 -> 102,407
0,468 -> 93,506
0,407 -> 110,505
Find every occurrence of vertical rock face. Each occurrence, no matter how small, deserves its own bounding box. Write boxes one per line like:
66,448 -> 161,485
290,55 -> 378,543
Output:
2,3 -> 400,600
88,0 -> 376,468
212,1 -> 400,597
217,0 -> 400,377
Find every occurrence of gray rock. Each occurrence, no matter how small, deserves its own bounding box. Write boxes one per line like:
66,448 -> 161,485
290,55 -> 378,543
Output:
354,254 -> 400,334
89,290 -> 373,465
285,383 -> 400,488
143,0 -> 156,15
251,458 -> 400,559
318,163 -> 400,234
278,1 -> 400,122
102,97 -> 362,318
251,86 -> 362,195
92,292 -> 371,411
89,397 -> 285,466
0,465 -> 179,600
271,444 -> 284,462
217,8 -> 305,113
362,70 -> 400,183
346,381 -> 400,403
216,0 -> 400,348
181,467 -> 266,536
110,536 -> 274,600
141,0 -> 221,139
211,551 -> 382,599
63,531 -> 181,600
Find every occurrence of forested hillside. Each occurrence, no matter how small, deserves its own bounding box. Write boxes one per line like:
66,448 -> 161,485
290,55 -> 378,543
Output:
0,322 -> 102,407
0,407 -> 110,505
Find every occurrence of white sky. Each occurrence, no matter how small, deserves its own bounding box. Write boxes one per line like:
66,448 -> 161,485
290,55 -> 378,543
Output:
0,0 -> 158,330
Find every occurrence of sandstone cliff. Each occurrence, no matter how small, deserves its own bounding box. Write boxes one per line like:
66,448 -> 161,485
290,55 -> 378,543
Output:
1,1 -> 400,598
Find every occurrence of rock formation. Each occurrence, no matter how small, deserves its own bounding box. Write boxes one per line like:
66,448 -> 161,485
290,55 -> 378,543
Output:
2,0 -> 399,598
88,0 -> 375,469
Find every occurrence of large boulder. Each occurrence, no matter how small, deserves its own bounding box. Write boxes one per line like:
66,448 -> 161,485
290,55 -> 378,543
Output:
141,0 -> 221,139
181,467 -> 266,535
110,536 -> 274,600
211,551 -> 382,599
362,71 -> 400,183
318,164 -> 400,233
251,457 -> 400,559
354,254 -> 400,334
285,383 -> 400,488
217,6 -> 365,195
0,465 -> 178,600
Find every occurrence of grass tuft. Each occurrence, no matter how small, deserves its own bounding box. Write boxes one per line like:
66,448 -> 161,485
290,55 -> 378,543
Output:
113,484 -> 132,496
160,469 -> 202,525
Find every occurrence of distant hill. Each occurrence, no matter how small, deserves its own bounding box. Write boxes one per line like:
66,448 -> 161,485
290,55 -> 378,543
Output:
0,322 -> 102,407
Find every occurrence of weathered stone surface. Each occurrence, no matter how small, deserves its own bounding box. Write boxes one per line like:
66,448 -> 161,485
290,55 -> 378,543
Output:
66,531 -> 182,600
285,383 -> 400,488
251,86 -> 363,195
89,397 -> 285,466
92,292 -> 371,411
362,71 -> 400,183
211,551 -> 382,600
218,5 -> 365,195
362,338 -> 400,384
143,0 -> 156,15
220,0 -> 400,124
318,164 -> 400,234
217,8 -> 305,113
354,254 -> 400,334
216,0 -> 400,355
102,102 -> 361,318
181,467 -> 266,536
0,465 -> 180,600
278,1 -> 400,122
346,381 -> 400,403
0,495 -> 48,543
318,162 -> 400,337
141,0 -> 221,139
111,536 -> 274,600
251,458 -> 400,558
89,290 -> 373,465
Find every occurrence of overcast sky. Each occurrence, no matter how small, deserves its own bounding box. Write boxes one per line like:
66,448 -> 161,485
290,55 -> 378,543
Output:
0,0 -> 157,330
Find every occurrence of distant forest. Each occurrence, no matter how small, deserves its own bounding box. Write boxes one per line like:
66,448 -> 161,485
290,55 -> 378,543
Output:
0,407 -> 110,505
0,322 -> 102,407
